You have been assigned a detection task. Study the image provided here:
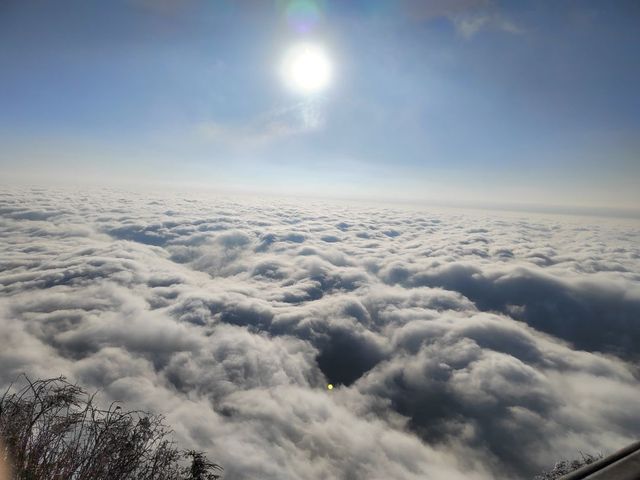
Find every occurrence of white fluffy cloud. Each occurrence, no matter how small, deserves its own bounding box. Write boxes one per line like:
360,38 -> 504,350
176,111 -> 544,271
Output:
1,187 -> 639,479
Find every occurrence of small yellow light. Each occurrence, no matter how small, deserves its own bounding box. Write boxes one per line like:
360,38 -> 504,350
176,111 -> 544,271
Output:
327,384 -> 334,390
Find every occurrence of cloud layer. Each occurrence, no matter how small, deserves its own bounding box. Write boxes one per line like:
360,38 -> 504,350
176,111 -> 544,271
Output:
1,187 -> 639,479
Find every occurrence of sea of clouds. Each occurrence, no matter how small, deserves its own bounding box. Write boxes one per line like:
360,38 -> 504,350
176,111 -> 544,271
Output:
1,186 -> 639,479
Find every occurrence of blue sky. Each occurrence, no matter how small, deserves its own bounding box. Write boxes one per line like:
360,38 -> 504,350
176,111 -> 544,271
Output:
1,0 -> 638,212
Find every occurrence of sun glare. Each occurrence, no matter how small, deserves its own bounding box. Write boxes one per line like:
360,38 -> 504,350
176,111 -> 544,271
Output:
282,43 -> 332,94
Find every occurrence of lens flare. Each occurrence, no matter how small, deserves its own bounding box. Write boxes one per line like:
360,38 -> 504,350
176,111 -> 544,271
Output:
279,0 -> 323,33
286,0 -> 321,33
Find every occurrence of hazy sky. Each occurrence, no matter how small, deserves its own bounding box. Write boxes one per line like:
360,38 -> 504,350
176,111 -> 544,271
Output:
1,1 -> 639,211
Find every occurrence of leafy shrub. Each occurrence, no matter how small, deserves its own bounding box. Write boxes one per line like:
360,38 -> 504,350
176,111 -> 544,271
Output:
0,377 -> 222,480
534,452 -> 602,479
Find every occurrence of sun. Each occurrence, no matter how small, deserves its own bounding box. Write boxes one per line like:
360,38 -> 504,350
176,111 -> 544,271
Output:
282,43 -> 332,94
